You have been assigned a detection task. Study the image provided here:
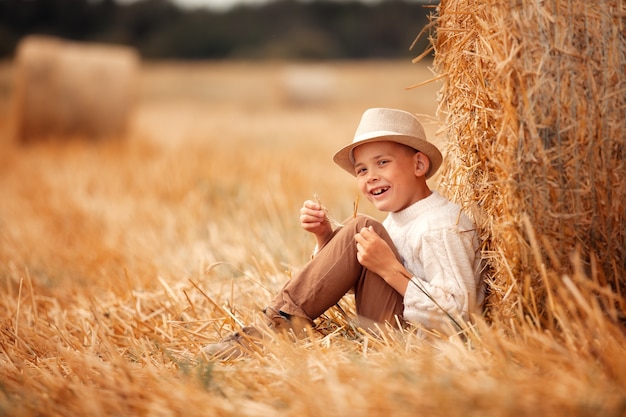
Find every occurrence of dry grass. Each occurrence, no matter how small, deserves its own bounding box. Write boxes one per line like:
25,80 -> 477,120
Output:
0,57 -> 624,417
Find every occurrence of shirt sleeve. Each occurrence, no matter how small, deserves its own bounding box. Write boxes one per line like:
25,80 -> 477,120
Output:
403,225 -> 480,334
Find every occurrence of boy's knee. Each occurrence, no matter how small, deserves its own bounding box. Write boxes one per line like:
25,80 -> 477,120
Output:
347,214 -> 395,249
347,214 -> 384,232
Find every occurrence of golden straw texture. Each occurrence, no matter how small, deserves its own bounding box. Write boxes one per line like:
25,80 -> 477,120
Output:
426,0 -> 625,328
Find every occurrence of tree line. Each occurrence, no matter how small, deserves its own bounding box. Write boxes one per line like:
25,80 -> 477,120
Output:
0,0 -> 437,60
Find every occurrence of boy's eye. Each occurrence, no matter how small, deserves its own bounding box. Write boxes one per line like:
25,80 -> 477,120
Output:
377,159 -> 389,166
355,167 -> 367,175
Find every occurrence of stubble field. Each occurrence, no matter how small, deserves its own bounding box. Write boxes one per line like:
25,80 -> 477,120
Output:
0,60 -> 624,416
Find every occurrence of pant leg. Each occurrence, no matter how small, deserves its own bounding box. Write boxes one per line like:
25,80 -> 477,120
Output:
265,215 -> 405,327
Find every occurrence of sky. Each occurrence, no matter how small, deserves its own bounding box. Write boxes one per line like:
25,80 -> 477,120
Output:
116,0 -> 433,13
160,0 -> 274,11
116,0 -> 350,12
113,0 -> 272,12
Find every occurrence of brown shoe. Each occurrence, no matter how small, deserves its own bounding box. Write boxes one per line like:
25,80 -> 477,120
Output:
263,307 -> 314,336
198,326 -> 264,360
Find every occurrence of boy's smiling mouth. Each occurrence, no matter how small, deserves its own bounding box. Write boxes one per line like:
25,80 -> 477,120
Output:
371,186 -> 390,196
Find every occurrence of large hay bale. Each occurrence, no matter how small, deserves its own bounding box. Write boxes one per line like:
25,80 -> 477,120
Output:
424,0 -> 625,325
11,35 -> 140,142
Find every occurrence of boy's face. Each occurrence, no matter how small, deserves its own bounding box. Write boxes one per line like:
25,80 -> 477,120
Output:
352,141 -> 430,213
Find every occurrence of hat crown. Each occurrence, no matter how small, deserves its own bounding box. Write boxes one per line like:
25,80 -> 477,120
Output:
354,108 -> 426,143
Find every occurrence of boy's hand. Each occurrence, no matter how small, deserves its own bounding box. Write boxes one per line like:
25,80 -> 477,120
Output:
354,226 -> 396,275
355,226 -> 410,295
300,200 -> 333,246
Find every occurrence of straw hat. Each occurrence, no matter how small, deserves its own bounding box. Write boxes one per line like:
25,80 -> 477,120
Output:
333,108 -> 443,179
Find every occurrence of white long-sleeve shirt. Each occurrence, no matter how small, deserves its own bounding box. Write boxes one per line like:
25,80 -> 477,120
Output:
383,191 -> 485,334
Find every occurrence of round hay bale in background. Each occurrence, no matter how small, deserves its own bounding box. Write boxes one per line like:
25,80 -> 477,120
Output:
10,35 -> 140,142
279,65 -> 337,106
426,0 -> 625,325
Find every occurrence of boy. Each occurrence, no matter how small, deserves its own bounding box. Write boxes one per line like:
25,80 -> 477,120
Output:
202,108 -> 484,358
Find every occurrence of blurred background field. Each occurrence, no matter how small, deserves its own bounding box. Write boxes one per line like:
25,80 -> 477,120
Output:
0,58 -> 464,417
0,57 -> 443,292
1,0 -> 625,416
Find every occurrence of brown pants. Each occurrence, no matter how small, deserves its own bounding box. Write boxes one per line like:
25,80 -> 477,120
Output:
265,215 -> 405,328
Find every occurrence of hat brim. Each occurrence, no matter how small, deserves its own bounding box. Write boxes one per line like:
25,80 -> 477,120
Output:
332,133 -> 443,179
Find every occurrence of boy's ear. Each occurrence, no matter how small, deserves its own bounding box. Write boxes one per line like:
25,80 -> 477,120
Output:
414,151 -> 431,177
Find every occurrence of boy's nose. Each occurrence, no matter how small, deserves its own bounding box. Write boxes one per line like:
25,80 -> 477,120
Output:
366,170 -> 379,182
